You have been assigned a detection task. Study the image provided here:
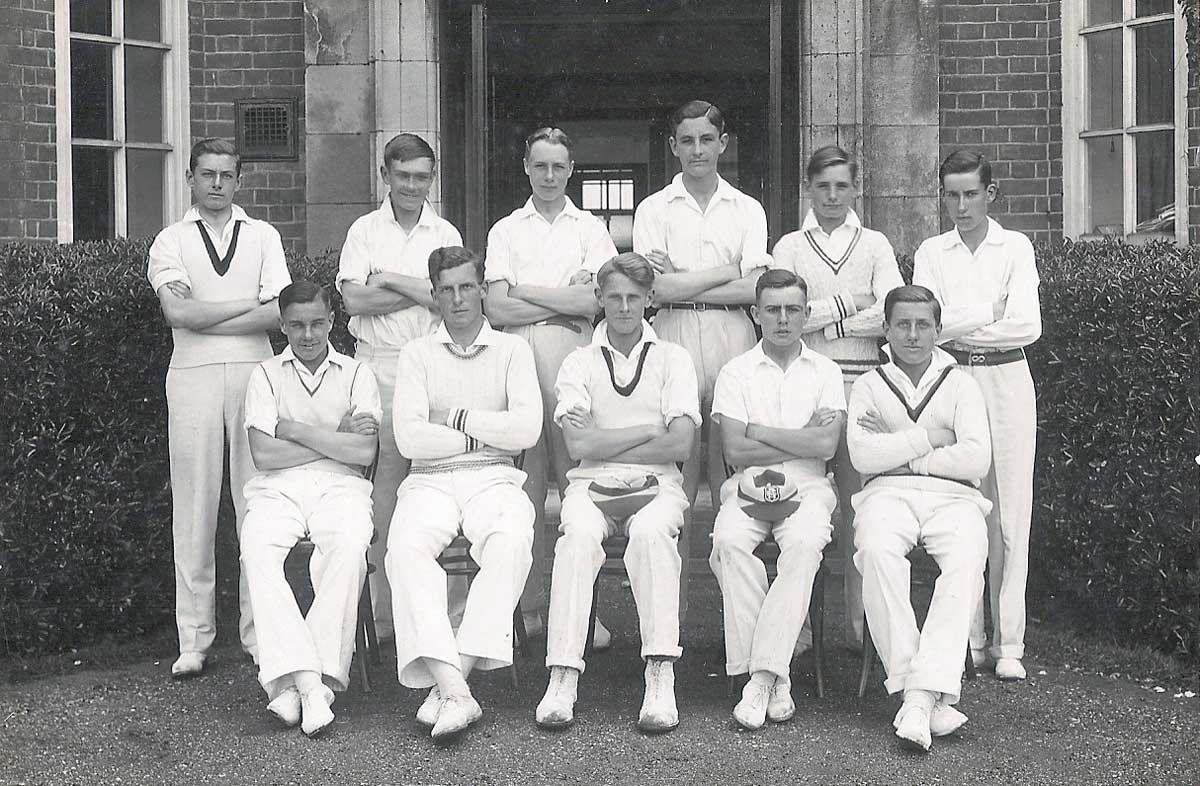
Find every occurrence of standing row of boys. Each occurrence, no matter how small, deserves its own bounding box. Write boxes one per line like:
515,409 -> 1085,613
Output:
147,99 -> 1041,752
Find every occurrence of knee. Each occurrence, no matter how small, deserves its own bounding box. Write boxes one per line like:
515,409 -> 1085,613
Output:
709,525 -> 753,561
626,516 -> 673,550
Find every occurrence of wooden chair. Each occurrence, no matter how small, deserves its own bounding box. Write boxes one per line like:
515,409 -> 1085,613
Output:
856,546 -> 977,698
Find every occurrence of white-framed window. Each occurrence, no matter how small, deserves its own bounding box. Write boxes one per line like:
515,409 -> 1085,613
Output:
576,165 -> 640,251
54,0 -> 190,242
1062,0 -> 1188,243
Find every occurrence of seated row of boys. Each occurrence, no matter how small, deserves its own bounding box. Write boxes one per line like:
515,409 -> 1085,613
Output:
241,249 -> 991,754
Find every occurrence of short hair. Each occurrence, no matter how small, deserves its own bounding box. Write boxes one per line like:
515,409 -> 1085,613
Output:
805,144 -> 857,182
524,127 -> 574,159
668,99 -> 725,136
279,280 -> 332,315
884,284 -> 942,325
382,133 -> 436,169
189,138 -> 240,176
596,252 -> 655,291
428,246 -> 484,286
939,149 -> 992,187
755,268 -> 809,302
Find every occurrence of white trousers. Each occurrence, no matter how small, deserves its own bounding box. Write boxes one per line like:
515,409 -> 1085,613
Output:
546,479 -> 690,672
709,478 -> 836,680
353,343 -> 407,640
166,362 -> 257,656
386,466 -> 534,689
240,470 -> 373,695
510,319 -> 592,614
853,487 -> 988,704
964,360 -> 1037,659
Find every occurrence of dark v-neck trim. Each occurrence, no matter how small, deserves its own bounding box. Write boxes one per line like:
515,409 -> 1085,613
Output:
602,343 -> 653,397
195,219 -> 243,276
874,365 -> 954,422
804,225 -> 861,274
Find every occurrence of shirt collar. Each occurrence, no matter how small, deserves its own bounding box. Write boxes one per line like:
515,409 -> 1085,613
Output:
665,173 -> 737,206
377,198 -> 440,230
515,196 -> 585,222
749,339 -> 813,372
431,317 -> 500,348
183,204 -> 250,230
800,208 -> 862,235
942,217 -> 1004,250
278,342 -> 345,375
878,345 -> 957,390
591,319 -> 658,353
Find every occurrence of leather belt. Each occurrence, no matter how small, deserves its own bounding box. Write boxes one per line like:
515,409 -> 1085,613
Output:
532,315 -> 585,333
659,302 -> 742,312
945,347 -> 1026,367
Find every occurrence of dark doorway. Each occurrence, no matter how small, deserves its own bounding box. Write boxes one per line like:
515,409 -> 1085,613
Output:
441,0 -> 799,251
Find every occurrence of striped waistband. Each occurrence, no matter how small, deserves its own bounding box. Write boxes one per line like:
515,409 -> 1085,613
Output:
659,302 -> 745,312
408,456 -> 517,476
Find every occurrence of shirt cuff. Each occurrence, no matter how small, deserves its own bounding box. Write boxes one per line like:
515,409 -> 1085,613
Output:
244,415 -> 278,438
149,270 -> 189,292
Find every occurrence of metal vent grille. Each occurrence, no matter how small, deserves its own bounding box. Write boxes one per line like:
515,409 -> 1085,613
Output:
235,99 -> 298,161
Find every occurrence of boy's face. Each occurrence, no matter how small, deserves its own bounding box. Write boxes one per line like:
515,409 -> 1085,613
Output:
752,285 -> 809,353
381,156 -> 436,215
432,262 -> 487,334
596,272 -> 651,337
884,301 -> 940,369
669,116 -> 728,181
941,170 -> 997,236
807,163 -> 857,226
280,299 -> 333,365
524,140 -> 573,205
186,153 -> 240,213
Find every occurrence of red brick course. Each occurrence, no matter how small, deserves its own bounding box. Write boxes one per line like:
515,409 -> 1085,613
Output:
188,0 -> 307,252
939,1 -> 1063,244
0,0 -> 57,243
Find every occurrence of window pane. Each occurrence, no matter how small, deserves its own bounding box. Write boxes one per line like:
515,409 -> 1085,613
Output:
1134,0 -> 1171,16
72,146 -> 115,240
1134,22 -> 1173,125
125,46 -> 163,142
71,40 -> 114,139
1085,29 -> 1122,131
609,215 -> 634,252
582,181 -> 603,210
607,181 -> 622,211
1134,130 -> 1174,231
619,180 -> 634,210
1086,0 -> 1121,24
71,0 -> 111,35
1085,136 -> 1124,235
125,0 -> 163,41
127,149 -> 166,238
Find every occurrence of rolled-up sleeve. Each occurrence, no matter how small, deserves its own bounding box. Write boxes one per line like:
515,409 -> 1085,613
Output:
349,363 -> 384,423
147,226 -> 189,292
661,344 -> 702,427
257,224 -> 291,302
552,350 -> 592,424
483,220 -> 516,285
242,364 -> 279,437
582,216 -> 619,273
335,216 -> 373,292
738,198 -> 772,275
710,364 -> 747,425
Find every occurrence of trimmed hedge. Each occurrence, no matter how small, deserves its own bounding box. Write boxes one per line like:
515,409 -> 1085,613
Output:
0,238 -> 1196,663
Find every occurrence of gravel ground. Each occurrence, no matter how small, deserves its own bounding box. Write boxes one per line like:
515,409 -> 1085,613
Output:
2,568 -> 1197,786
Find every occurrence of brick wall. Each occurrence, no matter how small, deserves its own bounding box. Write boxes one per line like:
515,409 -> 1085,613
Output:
188,0 -> 306,252
0,0 -> 56,243
938,1 -> 1062,243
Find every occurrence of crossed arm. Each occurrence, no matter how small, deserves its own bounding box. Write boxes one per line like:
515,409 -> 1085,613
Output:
560,408 -> 695,465
248,411 -> 379,471
484,276 -> 599,328
720,408 -> 844,467
156,282 -> 281,334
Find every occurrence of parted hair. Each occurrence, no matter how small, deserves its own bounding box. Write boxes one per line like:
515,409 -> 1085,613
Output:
279,280 -> 332,314
428,246 -> 485,286
755,268 -> 808,301
939,149 -> 992,187
596,252 -> 655,290
383,133 -> 436,168
805,144 -> 857,182
525,127 -> 574,158
884,284 -> 942,325
669,99 -> 725,135
189,138 -> 240,175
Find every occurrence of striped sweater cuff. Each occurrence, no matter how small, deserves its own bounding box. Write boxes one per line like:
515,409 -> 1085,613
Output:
449,408 -> 482,451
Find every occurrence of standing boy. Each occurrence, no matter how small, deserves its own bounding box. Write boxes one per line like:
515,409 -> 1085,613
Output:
484,127 -> 617,644
913,150 -> 1041,681
770,145 -> 904,651
337,133 -> 463,641
147,138 -> 292,677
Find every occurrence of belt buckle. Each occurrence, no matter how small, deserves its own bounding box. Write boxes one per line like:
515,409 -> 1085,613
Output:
969,352 -> 987,365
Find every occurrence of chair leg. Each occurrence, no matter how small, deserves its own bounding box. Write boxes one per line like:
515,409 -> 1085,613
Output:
857,613 -> 874,699
509,608 -> 524,689
584,577 -> 600,658
355,578 -> 374,693
810,562 -> 826,700
964,645 -> 977,680
361,569 -> 381,666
